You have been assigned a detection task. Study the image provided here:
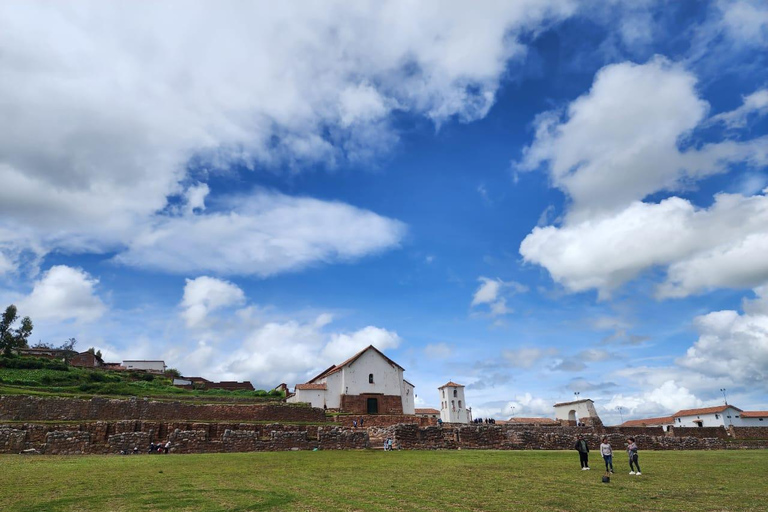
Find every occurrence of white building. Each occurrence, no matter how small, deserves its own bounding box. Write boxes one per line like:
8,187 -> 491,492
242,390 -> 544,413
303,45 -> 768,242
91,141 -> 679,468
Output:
673,405 -> 747,428
623,406 -> 768,428
439,381 -> 471,424
122,360 -> 166,373
287,345 -> 415,415
553,398 -> 602,426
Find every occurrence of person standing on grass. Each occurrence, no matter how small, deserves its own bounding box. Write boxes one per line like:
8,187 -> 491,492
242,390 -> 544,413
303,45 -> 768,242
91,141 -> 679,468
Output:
574,435 -> 590,470
600,437 -> 613,473
627,438 -> 641,475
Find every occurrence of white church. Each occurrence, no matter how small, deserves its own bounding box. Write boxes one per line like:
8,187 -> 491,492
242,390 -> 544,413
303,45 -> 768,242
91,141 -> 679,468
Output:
287,345 -> 415,415
439,381 -> 472,423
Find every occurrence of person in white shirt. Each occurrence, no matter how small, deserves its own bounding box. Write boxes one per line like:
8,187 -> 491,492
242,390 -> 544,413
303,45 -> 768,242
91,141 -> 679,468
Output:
599,437 -> 613,473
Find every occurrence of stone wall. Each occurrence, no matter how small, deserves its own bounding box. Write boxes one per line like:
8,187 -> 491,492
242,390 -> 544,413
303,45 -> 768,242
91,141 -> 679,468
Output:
0,395 -> 325,423
731,426 -> 768,439
668,426 -> 730,439
0,421 -> 367,454
334,414 -> 436,428
340,394 -> 403,415
2,421 -> 767,455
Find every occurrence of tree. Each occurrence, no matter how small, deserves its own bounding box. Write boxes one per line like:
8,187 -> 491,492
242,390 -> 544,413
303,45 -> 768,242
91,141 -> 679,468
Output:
60,338 -> 77,351
86,346 -> 102,360
0,305 -> 33,356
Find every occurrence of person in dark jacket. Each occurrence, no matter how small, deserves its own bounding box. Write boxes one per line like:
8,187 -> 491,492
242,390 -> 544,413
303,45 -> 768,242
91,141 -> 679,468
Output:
574,435 -> 590,470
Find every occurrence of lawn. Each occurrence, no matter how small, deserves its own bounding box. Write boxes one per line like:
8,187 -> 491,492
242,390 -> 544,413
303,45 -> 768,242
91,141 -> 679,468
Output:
1,450 -> 766,512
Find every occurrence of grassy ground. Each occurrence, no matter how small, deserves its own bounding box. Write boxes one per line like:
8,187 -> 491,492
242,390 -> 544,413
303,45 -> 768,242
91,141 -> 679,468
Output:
1,450 -> 765,512
0,364 -> 284,403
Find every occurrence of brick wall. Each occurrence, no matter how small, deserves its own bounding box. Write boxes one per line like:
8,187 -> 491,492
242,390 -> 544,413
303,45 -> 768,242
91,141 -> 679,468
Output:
340,394 -> 403,415
668,426 -> 730,439
0,395 -> 325,423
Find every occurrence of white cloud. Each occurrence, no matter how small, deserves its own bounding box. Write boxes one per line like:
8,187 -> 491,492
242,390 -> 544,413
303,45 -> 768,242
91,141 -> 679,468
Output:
502,347 -> 558,368
719,0 -> 768,46
424,342 -> 453,359
115,190 -> 406,276
522,190 -> 768,297
0,1 -> 578,272
710,88 -> 768,128
180,276 -> 245,329
322,326 -> 402,363
471,276 -> 528,317
518,57 -> 766,222
677,289 -> 768,385
18,265 -> 105,323
605,380 -> 703,418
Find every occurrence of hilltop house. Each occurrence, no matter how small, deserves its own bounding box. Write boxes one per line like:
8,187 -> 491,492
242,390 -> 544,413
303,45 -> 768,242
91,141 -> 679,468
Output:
287,345 -> 415,415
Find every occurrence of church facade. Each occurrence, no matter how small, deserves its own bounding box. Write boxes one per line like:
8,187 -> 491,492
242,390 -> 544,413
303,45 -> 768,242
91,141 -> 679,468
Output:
287,345 -> 415,415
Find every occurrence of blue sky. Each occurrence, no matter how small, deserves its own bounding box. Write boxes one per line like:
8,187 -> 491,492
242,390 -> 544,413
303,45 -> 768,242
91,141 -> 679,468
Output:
1,1 -> 767,423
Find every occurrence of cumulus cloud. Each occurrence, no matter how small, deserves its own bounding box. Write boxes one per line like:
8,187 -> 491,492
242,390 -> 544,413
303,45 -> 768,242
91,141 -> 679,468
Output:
18,265 -> 105,323
180,276 -> 245,329
605,380 -> 703,418
677,287 -> 768,385
518,57 -> 766,221
0,1 -> 579,273
719,0 -> 768,46
522,191 -> 768,297
115,190 -> 406,276
471,277 -> 528,317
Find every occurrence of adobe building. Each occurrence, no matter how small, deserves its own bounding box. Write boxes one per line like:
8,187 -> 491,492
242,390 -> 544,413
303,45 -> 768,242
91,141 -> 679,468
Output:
553,398 -> 603,427
287,345 -> 415,415
439,381 -> 471,424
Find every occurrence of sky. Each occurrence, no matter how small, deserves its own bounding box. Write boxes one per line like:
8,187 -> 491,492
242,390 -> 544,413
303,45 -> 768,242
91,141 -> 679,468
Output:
1,0 -> 767,424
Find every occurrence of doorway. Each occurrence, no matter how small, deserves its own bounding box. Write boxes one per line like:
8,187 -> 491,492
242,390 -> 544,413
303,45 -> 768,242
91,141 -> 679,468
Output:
367,398 -> 378,414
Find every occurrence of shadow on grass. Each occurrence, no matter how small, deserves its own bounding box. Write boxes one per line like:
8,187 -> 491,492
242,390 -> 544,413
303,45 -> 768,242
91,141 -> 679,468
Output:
14,489 -> 296,512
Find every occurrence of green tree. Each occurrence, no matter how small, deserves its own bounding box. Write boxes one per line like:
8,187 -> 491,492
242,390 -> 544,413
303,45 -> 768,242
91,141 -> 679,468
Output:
1,305 -> 34,356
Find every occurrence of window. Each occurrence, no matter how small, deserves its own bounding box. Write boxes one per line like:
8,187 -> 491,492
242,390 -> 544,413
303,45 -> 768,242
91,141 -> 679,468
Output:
760,418 -> 764,421
727,415 -> 732,418
451,400 -> 455,410
715,414 -> 719,419
453,389 -> 457,398
735,415 -> 740,418
458,400 -> 462,409
678,418 -> 681,423
369,373 -> 374,384
442,390 -> 445,398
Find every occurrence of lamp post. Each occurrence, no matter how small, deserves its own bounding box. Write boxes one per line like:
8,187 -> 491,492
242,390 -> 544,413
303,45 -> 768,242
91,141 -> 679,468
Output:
720,388 -> 728,406
616,406 -> 624,424
574,391 -> 580,400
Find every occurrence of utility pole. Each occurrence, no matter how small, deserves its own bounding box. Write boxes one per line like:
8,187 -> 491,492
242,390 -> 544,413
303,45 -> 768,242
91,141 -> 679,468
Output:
720,388 -> 728,405
616,406 -> 624,424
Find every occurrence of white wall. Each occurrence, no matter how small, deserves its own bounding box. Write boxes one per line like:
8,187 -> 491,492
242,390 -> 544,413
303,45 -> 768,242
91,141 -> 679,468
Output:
741,416 -> 767,426
287,389 -> 326,408
554,401 -> 596,422
342,349 -> 404,396
123,360 -> 165,372
440,386 -> 468,424
674,407 -> 742,428
401,381 -> 415,415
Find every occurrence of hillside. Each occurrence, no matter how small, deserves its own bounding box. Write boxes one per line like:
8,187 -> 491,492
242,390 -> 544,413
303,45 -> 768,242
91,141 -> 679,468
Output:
0,355 -> 283,404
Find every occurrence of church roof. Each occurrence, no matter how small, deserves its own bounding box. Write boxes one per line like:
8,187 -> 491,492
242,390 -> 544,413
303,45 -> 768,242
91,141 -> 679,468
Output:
438,381 -> 464,389
295,383 -> 327,390
306,345 -> 405,384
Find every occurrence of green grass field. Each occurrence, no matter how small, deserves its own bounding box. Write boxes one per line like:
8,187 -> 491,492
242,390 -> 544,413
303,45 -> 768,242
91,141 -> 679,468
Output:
1,450 -> 766,512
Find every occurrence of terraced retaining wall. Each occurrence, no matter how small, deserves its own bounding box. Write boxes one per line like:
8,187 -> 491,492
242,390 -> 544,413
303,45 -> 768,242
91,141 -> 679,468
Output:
2,421 -> 766,455
0,395 -> 325,423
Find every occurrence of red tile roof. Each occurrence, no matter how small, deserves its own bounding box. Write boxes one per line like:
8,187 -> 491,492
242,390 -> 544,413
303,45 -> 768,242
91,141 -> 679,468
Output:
741,411 -> 768,418
438,381 -> 464,389
415,408 -> 440,415
619,416 -> 674,427
295,383 -> 327,390
506,417 -> 558,425
674,405 -> 741,417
